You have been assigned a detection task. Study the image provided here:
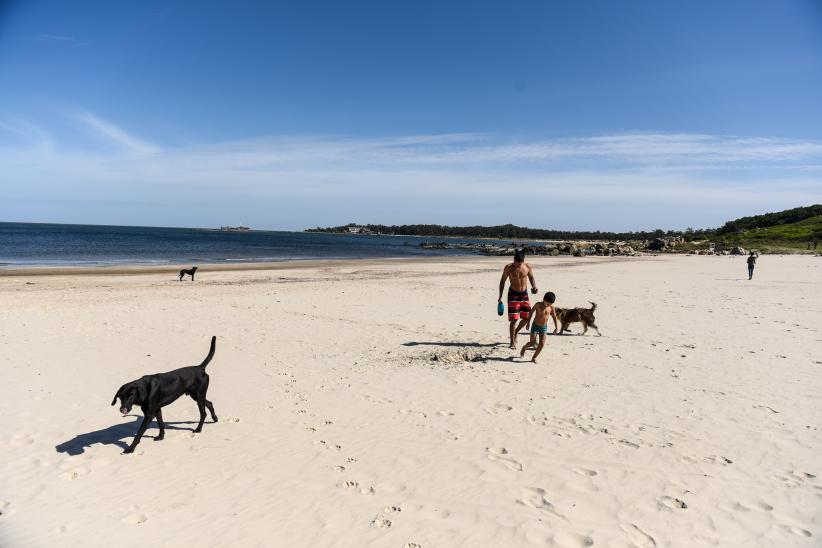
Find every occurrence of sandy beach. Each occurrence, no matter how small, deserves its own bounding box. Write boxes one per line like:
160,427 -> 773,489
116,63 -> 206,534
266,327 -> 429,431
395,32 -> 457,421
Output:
1,255 -> 820,547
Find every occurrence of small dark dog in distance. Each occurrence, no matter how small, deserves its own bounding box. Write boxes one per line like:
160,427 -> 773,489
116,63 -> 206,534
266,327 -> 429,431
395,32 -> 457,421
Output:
111,336 -> 218,454
556,302 -> 601,336
179,266 -> 198,281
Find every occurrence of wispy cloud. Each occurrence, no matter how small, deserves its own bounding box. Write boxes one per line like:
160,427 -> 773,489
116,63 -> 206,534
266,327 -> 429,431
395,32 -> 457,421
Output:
382,133 -> 822,166
0,117 -> 820,229
0,118 -> 53,149
103,131 -> 822,173
77,112 -> 160,155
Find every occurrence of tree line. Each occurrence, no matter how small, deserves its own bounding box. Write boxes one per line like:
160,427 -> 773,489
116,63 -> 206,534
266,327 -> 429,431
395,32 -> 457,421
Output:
307,205 -> 821,241
716,204 -> 822,234
306,223 -> 714,241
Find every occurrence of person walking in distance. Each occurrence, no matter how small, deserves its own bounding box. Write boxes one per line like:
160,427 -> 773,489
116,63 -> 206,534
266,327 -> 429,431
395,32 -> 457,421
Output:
498,249 -> 538,348
747,250 -> 758,280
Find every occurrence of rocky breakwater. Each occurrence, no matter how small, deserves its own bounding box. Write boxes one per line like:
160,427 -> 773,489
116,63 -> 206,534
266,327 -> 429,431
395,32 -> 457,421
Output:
418,241 -> 637,256
646,235 -> 685,251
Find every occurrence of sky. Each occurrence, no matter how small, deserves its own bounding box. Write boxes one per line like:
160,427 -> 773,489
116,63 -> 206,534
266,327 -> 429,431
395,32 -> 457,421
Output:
1,0 -> 821,231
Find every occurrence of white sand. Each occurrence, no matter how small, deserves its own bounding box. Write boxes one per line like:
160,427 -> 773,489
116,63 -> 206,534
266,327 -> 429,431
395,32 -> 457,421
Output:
1,255 -> 820,547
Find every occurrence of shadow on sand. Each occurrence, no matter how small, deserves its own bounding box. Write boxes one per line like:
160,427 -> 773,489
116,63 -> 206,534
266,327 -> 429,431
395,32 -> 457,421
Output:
475,355 -> 518,363
55,416 -> 211,456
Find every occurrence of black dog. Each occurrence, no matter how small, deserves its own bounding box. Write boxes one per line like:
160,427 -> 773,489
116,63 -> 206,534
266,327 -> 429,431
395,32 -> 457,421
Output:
111,336 -> 218,454
179,266 -> 198,281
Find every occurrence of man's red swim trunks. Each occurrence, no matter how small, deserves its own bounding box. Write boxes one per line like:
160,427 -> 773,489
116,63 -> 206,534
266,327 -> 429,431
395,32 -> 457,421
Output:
507,289 -> 530,321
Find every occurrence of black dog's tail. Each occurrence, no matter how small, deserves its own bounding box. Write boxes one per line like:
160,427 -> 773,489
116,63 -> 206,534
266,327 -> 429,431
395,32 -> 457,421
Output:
199,336 -> 216,369
589,301 -> 597,311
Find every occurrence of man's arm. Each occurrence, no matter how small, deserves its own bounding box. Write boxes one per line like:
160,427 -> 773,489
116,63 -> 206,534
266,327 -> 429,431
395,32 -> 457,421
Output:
498,266 -> 509,302
526,304 -> 537,329
528,265 -> 537,294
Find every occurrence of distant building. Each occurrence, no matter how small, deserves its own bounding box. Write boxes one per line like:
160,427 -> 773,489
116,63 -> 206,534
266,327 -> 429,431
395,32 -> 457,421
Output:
220,226 -> 251,231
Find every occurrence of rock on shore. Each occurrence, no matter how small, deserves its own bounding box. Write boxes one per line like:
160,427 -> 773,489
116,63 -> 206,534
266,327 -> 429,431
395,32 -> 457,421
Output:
418,241 -> 638,256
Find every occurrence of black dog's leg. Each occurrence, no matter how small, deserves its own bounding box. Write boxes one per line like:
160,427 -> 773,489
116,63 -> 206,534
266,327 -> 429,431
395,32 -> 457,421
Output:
205,399 -> 218,422
194,399 -> 207,433
154,408 -> 165,441
124,411 -> 154,454
191,272 -> 195,281
192,378 -> 208,433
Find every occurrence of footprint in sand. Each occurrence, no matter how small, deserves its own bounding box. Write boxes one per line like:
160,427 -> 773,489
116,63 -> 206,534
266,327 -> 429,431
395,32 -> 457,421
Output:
484,403 -> 513,415
403,543 -> 422,548
553,531 -> 594,547
572,467 -> 598,477
733,501 -> 773,512
772,473 -> 808,489
486,447 -> 523,471
773,524 -> 812,538
657,496 -> 687,510
121,512 -> 148,525
787,470 -> 818,484
516,487 -> 566,520
620,523 -> 657,547
0,501 -> 10,517
339,481 -> 375,495
703,455 -> 732,465
370,516 -> 392,528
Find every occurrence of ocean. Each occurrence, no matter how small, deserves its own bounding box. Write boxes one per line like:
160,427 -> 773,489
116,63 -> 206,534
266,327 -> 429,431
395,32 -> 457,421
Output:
0,222 -> 508,267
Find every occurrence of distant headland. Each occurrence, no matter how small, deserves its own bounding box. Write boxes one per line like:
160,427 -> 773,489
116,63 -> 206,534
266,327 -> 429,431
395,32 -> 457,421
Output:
306,204 -> 822,254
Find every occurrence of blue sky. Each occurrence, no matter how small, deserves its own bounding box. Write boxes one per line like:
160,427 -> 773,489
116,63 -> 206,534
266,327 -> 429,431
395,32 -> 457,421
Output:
1,0 -> 821,230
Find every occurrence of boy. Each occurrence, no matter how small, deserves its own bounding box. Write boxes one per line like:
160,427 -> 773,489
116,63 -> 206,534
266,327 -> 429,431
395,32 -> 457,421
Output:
520,292 -> 559,363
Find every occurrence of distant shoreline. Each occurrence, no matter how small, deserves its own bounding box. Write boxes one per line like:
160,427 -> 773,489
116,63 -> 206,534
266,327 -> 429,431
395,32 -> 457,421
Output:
0,255 -> 499,277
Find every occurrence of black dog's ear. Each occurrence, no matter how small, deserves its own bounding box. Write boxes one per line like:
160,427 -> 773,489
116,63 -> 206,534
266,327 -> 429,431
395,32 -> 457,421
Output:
134,381 -> 148,404
111,386 -> 123,406
132,378 -> 161,404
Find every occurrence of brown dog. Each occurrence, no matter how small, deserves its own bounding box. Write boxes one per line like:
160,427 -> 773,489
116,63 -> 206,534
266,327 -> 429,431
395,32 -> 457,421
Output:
556,301 -> 601,336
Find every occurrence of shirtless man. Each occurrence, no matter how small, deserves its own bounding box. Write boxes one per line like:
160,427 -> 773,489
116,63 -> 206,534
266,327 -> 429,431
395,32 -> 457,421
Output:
498,249 -> 538,348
